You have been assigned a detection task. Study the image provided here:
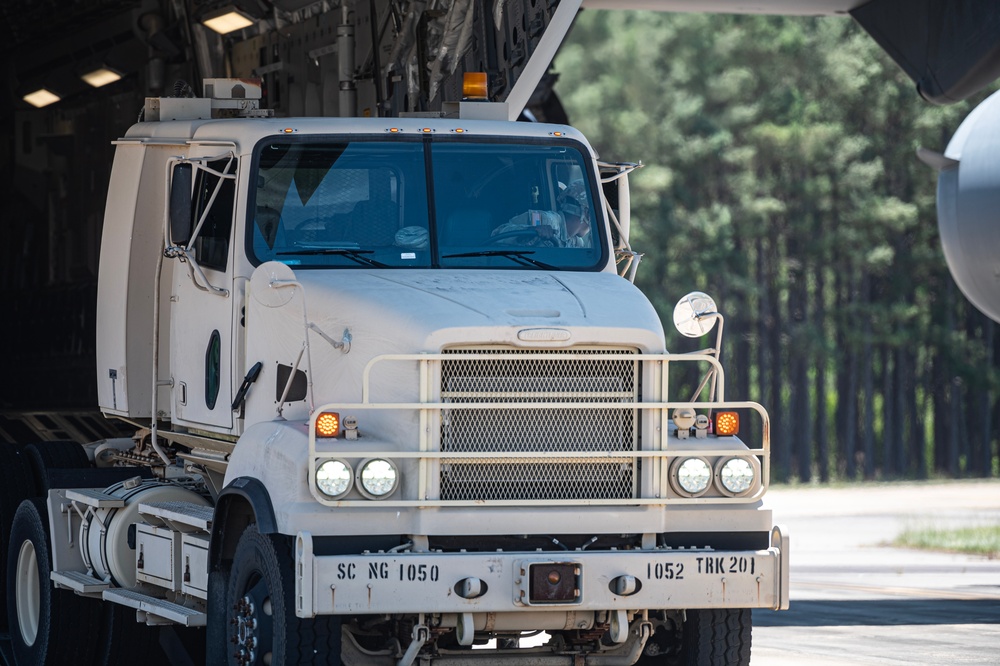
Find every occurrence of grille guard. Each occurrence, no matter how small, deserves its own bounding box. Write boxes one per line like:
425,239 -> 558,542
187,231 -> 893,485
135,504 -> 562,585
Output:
307,351 -> 770,507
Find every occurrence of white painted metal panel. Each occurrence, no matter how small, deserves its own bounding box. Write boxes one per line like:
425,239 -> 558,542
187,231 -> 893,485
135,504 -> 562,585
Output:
168,145 -> 238,431
297,539 -> 785,617
97,140 -> 185,419
182,533 -> 211,598
136,524 -> 182,591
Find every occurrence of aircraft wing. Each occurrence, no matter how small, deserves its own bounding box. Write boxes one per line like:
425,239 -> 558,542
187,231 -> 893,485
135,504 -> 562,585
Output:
582,1 -> 865,16
583,0 -> 1000,104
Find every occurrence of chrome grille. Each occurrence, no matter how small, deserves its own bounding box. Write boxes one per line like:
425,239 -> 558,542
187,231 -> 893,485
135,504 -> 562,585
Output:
440,349 -> 639,501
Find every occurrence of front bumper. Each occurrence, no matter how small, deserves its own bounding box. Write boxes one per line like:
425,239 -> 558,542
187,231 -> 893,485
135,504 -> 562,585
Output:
294,525 -> 789,618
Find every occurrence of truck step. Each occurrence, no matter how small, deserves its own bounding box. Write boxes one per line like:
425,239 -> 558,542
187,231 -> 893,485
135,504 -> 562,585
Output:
50,570 -> 110,594
139,501 -> 214,532
65,488 -> 125,508
102,589 -> 207,627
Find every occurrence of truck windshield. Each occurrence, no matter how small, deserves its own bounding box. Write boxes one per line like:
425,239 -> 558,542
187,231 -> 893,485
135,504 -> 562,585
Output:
248,138 -> 603,270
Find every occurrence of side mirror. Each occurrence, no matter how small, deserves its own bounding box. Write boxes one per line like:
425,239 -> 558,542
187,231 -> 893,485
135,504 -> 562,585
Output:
169,162 -> 194,246
673,291 -> 719,338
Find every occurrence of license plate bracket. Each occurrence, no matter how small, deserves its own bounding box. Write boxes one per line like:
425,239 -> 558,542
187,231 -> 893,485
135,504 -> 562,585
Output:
525,561 -> 582,604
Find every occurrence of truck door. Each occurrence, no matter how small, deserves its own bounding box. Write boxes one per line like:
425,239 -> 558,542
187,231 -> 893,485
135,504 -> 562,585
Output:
169,155 -> 238,431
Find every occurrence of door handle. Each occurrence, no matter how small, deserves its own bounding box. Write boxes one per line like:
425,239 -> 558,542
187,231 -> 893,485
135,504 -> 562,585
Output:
232,361 -> 263,412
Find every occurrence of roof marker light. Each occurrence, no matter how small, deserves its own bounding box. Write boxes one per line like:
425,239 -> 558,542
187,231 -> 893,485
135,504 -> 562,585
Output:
282,127 -> 296,133
387,127 -> 401,133
421,127 -> 434,133
462,72 -> 488,100
551,131 -> 564,137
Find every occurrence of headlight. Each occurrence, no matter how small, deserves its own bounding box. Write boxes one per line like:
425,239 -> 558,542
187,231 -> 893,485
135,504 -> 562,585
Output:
315,459 -> 352,499
718,457 -> 756,495
357,458 -> 399,499
672,457 -> 711,496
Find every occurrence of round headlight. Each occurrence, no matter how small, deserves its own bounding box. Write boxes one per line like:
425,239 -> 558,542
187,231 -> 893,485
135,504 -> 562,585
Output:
316,459 -> 352,499
357,459 -> 399,499
718,457 -> 756,495
674,457 -> 711,496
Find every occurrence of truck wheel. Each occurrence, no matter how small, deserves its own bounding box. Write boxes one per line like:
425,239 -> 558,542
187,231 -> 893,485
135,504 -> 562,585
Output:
25,440 -> 91,492
7,498 -> 100,666
0,443 -> 39,633
678,608 -> 751,666
93,602 -> 170,666
225,525 -> 341,665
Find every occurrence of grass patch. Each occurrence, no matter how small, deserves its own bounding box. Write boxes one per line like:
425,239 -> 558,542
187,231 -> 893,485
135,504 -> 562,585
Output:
893,525 -> 1000,558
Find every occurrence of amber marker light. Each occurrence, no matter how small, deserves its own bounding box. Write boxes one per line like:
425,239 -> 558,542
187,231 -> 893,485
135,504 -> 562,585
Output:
713,411 -> 739,436
387,127 -> 401,133
463,72 -> 488,100
316,412 -> 341,438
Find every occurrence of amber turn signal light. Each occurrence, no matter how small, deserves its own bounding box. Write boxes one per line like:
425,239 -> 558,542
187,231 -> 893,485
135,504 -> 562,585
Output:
316,412 -> 341,438
713,411 -> 739,436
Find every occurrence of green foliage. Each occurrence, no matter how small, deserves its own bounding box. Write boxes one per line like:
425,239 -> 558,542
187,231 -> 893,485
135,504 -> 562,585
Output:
556,11 -> 1000,481
893,525 -> 1000,557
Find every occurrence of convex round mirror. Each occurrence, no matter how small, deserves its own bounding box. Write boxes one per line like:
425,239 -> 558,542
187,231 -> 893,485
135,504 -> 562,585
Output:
250,261 -> 297,308
672,291 -> 718,338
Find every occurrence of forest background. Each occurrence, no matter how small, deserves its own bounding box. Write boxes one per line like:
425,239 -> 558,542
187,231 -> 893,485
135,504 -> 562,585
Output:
554,10 -> 999,483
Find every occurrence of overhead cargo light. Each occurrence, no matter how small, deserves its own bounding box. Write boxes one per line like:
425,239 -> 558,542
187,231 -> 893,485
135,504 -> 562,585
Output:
81,67 -> 122,88
23,89 -> 60,108
201,6 -> 255,34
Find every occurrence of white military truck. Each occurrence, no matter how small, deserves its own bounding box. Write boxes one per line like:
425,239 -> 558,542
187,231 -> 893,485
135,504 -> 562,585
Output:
2,79 -> 787,666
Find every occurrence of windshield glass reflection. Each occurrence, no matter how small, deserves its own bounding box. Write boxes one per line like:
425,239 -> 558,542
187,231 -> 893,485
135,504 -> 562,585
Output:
249,138 -> 602,270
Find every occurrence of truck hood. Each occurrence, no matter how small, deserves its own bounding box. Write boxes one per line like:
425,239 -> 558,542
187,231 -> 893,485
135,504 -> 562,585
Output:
293,269 -> 665,352
244,267 -> 665,425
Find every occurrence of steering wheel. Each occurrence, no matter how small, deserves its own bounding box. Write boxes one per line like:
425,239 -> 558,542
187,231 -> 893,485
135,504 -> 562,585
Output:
488,229 -> 563,247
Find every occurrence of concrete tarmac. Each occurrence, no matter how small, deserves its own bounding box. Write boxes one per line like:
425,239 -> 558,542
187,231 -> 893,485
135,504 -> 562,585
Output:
752,480 -> 1000,665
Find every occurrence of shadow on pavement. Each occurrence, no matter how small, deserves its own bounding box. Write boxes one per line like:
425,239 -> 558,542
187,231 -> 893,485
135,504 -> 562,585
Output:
755,598 -> 1000,627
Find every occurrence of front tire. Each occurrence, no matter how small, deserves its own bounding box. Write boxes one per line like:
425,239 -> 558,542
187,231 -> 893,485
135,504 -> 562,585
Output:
679,608 -> 751,666
7,498 -> 99,666
224,525 -> 341,665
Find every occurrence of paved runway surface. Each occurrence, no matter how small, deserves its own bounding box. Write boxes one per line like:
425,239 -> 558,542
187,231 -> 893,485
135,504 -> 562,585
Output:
752,480 -> 1000,665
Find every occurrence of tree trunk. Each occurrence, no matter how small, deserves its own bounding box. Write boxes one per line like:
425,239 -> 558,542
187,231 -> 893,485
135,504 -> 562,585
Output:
815,268 -> 830,482
882,345 -> 895,477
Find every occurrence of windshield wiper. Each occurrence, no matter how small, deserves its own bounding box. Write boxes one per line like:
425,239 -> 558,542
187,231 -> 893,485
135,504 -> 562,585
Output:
277,247 -> 388,268
442,249 -> 557,270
